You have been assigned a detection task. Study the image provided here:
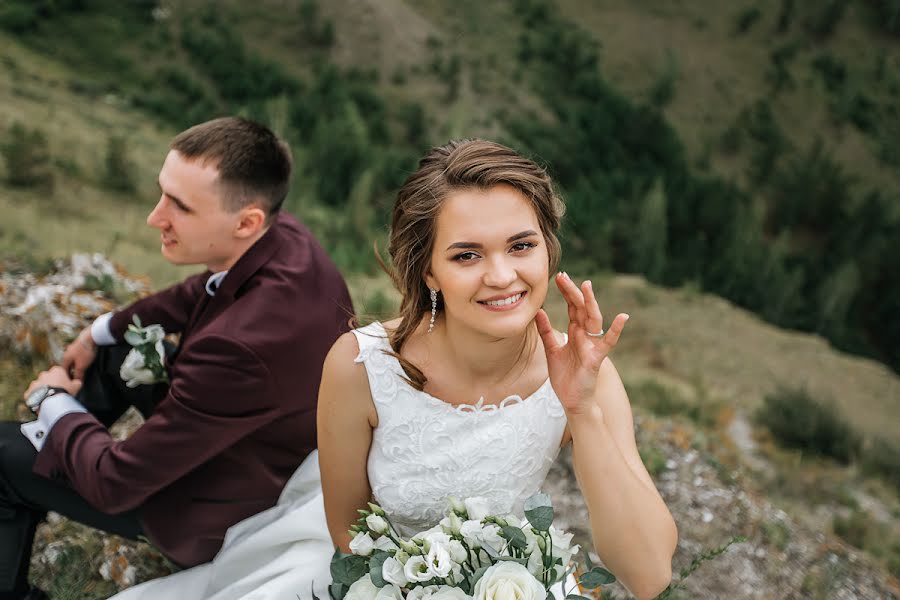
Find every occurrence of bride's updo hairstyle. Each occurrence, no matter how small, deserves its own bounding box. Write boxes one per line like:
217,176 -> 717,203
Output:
385,139 -> 565,390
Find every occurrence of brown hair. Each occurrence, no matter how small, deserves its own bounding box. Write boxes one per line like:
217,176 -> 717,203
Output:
384,139 -> 565,390
171,117 -> 292,223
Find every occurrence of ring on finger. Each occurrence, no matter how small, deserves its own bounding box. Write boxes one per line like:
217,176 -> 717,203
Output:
586,328 -> 605,337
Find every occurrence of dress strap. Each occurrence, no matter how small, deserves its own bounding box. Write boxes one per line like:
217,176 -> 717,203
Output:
350,321 -> 391,363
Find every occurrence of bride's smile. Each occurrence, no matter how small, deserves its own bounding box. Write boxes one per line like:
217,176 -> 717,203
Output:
425,183 -> 550,340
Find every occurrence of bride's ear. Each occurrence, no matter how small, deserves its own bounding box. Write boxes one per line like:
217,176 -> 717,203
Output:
423,268 -> 439,293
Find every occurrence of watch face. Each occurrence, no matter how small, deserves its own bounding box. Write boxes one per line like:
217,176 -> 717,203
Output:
26,386 -> 50,410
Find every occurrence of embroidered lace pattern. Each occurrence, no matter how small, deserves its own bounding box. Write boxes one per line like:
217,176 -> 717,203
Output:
351,322 -> 567,537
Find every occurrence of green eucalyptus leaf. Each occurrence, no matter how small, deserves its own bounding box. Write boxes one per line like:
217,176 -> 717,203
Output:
565,595 -> 592,600
523,493 -> 553,531
545,591 -> 555,600
368,551 -> 390,588
578,567 -> 616,588
471,566 -> 489,589
330,554 -> 369,585
501,526 -> 527,550
328,582 -> 347,600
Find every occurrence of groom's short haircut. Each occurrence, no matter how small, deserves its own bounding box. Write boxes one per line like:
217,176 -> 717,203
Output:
171,117 -> 292,223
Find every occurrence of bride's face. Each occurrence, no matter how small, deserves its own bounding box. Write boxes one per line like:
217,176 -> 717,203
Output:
425,184 -> 550,339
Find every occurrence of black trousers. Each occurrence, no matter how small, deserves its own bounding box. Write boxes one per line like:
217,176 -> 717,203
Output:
0,345 -> 168,599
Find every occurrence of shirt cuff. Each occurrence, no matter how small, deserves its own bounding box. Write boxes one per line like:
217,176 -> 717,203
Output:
91,312 -> 117,345
20,393 -> 89,451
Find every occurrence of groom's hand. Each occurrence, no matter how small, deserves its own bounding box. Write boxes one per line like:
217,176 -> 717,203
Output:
24,365 -> 83,400
62,326 -> 98,380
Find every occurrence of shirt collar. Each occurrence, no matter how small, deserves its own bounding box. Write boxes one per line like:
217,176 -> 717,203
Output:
205,271 -> 228,296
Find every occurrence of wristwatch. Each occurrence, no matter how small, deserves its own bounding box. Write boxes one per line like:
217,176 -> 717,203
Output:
25,386 -> 69,413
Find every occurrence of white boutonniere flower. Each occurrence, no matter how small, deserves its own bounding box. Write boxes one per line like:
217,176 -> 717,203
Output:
120,315 -> 168,388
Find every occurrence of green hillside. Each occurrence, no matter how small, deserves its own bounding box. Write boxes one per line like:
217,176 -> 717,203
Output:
1,2 -> 900,595
2,0 -> 898,374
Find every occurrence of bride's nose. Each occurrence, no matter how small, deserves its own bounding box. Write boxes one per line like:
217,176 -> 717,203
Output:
482,256 -> 516,288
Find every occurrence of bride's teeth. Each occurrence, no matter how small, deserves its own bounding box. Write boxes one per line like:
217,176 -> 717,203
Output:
484,293 -> 522,306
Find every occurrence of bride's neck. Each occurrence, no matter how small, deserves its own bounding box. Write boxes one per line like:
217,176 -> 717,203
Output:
432,315 -> 536,386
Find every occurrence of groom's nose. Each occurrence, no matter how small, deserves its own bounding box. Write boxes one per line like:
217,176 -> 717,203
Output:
147,196 -> 168,229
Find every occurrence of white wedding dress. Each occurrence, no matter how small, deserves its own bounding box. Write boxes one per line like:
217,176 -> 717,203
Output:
112,322 -> 568,599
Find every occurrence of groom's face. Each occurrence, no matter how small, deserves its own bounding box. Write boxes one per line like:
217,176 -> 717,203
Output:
148,150 -> 241,272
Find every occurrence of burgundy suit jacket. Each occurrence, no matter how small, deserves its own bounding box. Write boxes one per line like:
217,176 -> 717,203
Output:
33,213 -> 353,567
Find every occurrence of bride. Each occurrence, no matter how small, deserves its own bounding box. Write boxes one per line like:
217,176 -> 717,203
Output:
113,140 -> 677,600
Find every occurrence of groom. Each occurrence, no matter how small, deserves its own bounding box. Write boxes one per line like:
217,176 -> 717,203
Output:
0,117 -> 353,599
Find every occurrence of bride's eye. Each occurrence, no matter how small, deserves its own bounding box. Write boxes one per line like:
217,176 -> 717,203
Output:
453,251 -> 480,262
510,241 -> 537,253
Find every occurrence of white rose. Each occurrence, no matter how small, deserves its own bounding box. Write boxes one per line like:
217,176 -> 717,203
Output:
426,544 -> 453,578
459,520 -> 485,548
464,497 -> 491,521
382,556 -> 409,587
548,526 -> 579,579
344,575 -> 379,600
472,562 -> 546,600
374,536 -> 399,552
366,514 -> 390,535
404,555 -> 433,582
119,348 -> 156,388
349,532 -> 375,556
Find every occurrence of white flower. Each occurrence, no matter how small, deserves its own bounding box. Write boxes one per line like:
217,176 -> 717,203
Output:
422,531 -> 452,554
464,497 -> 491,521
447,540 -> 467,564
375,584 -> 403,600
526,548 -> 543,579
366,514 -> 389,535
119,348 -> 156,388
426,544 -> 453,578
430,586 -> 472,600
407,586 -> 440,600
374,536 -> 399,552
404,555 -> 433,582
472,562 -> 546,600
440,511 -> 463,535
459,521 -> 485,548
448,496 -> 466,515
480,524 -> 504,553
382,556 -> 409,586
408,585 -> 472,600
344,575 -> 379,600
349,532 -> 375,556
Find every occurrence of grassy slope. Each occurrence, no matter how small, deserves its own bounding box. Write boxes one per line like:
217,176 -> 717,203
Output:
556,0 -> 900,192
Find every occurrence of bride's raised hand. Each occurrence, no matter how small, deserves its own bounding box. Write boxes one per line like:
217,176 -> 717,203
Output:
534,272 -> 629,417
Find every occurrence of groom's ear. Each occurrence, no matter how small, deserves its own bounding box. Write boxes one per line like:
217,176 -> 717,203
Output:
234,205 -> 267,239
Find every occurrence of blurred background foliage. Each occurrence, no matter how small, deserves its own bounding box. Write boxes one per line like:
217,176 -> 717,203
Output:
0,0 -> 898,375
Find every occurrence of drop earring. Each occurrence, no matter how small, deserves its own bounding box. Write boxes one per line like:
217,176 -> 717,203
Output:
428,288 -> 438,333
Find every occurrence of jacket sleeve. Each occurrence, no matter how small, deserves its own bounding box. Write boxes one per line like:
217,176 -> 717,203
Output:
33,334 -> 280,513
108,272 -> 209,339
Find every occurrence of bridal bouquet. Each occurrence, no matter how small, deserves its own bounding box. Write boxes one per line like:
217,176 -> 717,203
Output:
326,493 -> 616,600
119,315 -> 168,388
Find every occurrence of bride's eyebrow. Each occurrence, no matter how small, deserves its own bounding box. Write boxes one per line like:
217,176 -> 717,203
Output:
445,229 -> 539,251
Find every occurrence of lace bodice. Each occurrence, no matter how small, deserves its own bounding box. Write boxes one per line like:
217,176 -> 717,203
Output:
351,322 -> 567,536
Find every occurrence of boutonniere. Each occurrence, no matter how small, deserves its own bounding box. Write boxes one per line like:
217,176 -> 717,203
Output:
120,315 -> 169,388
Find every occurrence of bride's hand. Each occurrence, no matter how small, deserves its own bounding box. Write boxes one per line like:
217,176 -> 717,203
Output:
535,272 -> 628,417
